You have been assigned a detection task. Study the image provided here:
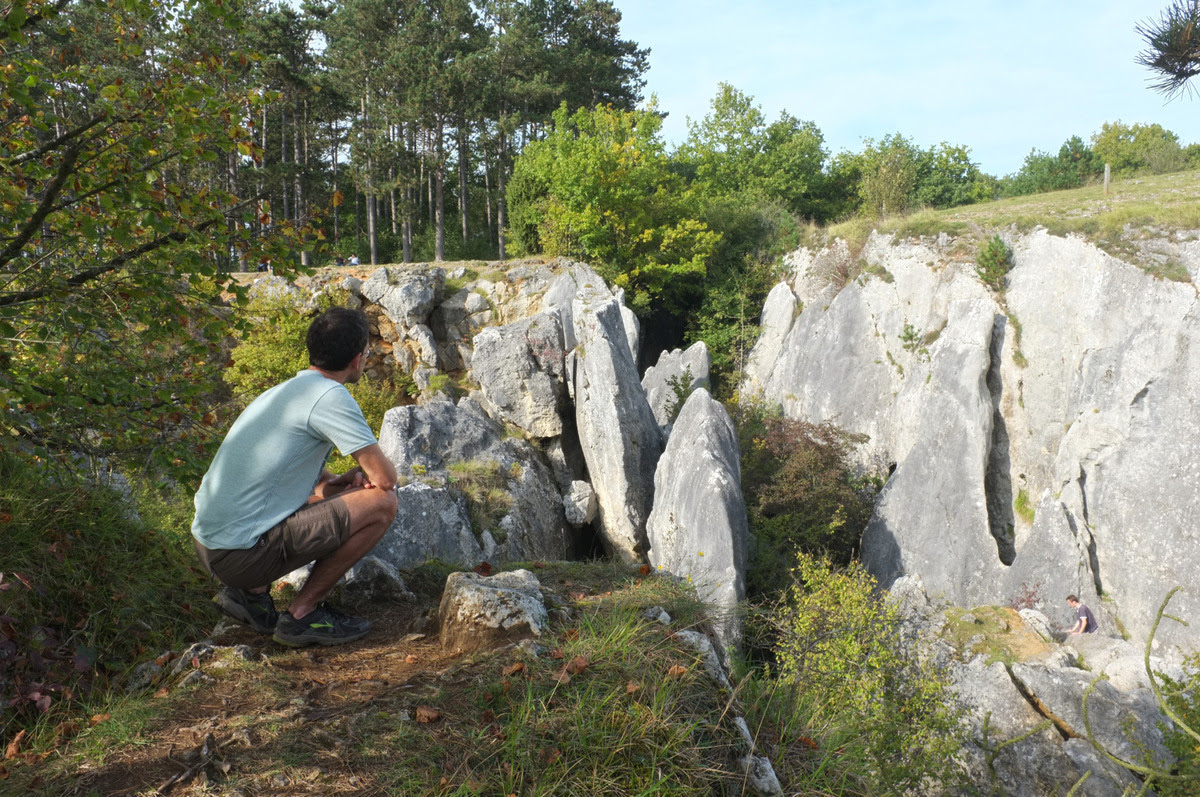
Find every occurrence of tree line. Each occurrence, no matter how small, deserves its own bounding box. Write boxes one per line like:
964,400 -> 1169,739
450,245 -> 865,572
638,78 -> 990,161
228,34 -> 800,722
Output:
3,0 -> 1199,481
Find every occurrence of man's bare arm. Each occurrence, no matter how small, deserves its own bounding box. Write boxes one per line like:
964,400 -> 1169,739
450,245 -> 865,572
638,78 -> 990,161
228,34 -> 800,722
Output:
351,444 -> 398,492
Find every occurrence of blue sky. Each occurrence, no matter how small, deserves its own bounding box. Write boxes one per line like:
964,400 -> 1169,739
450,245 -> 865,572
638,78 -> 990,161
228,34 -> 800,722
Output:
616,0 -> 1196,176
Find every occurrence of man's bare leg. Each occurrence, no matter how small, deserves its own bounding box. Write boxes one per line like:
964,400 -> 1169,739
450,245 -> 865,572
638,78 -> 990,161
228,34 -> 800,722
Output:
288,485 -> 398,619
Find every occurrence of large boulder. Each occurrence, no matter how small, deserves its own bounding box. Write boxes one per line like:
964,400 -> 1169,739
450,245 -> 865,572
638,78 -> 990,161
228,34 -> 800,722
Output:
641,342 -> 711,433
471,312 -> 569,439
372,482 -> 489,570
360,266 -> 445,327
646,389 -> 748,650
572,290 -> 663,562
378,399 -> 571,565
950,659 -> 1142,797
438,569 -> 549,654
1008,662 -> 1172,768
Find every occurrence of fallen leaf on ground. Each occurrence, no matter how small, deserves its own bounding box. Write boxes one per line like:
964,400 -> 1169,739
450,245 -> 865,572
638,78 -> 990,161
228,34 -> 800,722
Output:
666,664 -> 688,679
550,648 -> 564,659
480,709 -> 495,723
5,730 -> 25,760
638,564 -> 651,576
563,629 -> 578,641
154,688 -> 170,698
626,681 -> 641,694
416,706 -> 441,723
404,654 -> 418,664
155,652 -> 172,667
89,713 -> 111,726
798,735 -> 818,750
553,669 -> 571,685
501,661 -> 525,676
54,721 -> 80,741
564,655 -> 589,675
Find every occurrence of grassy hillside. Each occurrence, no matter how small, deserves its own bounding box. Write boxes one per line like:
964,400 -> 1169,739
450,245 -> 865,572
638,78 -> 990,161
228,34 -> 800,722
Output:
818,168 -> 1200,279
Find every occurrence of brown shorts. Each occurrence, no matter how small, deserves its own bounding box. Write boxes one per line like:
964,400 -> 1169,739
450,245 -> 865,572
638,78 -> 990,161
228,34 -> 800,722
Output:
194,497 -> 352,590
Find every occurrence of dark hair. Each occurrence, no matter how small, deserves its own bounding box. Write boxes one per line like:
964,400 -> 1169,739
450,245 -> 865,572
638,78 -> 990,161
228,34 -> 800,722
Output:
1066,594 -> 1079,603
306,308 -> 369,371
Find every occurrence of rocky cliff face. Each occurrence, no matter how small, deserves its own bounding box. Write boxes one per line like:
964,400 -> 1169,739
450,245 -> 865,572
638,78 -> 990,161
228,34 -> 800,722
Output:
743,230 -> 1200,659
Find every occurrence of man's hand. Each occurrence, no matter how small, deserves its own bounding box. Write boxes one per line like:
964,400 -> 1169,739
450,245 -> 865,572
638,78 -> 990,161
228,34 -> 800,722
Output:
313,467 -> 371,500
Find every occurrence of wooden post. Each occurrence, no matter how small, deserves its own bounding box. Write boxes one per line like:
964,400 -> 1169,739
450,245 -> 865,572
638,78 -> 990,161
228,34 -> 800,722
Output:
1104,163 -> 1110,195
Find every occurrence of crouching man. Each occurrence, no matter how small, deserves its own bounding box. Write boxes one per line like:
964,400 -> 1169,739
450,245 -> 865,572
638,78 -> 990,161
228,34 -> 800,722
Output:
191,308 -> 399,647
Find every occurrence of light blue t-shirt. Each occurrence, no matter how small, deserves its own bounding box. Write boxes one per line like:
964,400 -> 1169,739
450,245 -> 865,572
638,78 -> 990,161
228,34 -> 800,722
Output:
192,370 -> 378,550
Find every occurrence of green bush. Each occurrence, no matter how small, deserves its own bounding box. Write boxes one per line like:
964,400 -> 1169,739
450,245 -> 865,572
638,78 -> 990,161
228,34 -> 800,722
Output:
736,401 -> 878,596
976,235 -> 1012,292
757,553 -> 966,793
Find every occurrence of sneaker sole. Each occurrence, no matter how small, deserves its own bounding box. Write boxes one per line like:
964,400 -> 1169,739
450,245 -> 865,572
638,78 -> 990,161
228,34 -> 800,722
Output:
272,626 -> 370,648
213,593 -> 276,635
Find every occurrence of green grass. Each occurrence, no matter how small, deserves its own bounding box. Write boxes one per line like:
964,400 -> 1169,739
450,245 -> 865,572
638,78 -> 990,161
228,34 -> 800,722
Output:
1014,489 -> 1036,525
0,450 -> 214,754
819,169 -> 1200,279
446,459 -> 514,542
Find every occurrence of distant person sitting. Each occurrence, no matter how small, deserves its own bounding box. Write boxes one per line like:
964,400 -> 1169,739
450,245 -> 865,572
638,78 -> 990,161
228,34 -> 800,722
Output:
1066,594 -> 1098,635
335,255 -> 345,267
348,254 -> 359,266
191,308 -> 398,647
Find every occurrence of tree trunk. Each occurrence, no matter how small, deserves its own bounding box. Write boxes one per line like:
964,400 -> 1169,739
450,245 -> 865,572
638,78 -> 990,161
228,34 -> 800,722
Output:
497,132 -> 507,261
483,138 -> 493,244
403,125 -> 414,263
281,106 -> 289,224
331,120 -> 339,246
295,99 -> 309,267
458,123 -> 468,244
435,121 -> 445,262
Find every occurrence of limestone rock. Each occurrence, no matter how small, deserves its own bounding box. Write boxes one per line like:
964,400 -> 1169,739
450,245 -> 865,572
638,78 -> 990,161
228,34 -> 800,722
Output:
378,399 -> 570,565
859,294 -> 1006,604
646,389 -> 747,649
562,480 -> 597,526
360,266 -> 445,327
572,290 -> 662,562
742,229 -> 1200,656
949,659 -> 1141,797
1062,634 -> 1184,692
641,341 -> 711,432
471,312 -> 568,438
340,555 -> 416,603
1009,661 -> 1172,767
372,483 -> 487,570
741,282 -> 797,399
438,569 -> 548,653
248,274 -> 304,305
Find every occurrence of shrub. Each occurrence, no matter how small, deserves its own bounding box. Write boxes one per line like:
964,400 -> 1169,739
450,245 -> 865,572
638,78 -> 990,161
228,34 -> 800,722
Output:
760,553 -> 966,792
736,401 -> 878,596
976,235 -> 1012,292
223,295 -> 312,401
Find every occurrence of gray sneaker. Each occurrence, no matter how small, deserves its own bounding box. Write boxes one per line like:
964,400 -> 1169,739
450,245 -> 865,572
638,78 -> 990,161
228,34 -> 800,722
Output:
272,603 -> 370,647
213,586 -> 279,634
